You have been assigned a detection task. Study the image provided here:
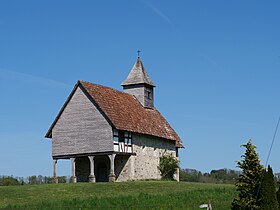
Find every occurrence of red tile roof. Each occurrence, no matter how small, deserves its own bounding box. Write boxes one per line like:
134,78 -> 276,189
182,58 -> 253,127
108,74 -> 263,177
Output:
46,80 -> 183,148
80,81 -> 182,147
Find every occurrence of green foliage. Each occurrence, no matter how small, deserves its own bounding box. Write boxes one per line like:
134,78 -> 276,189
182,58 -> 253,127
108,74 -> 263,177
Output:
180,169 -> 202,182
277,185 -> 280,208
0,176 -> 21,186
158,154 -> 179,180
180,168 -> 240,184
28,175 -> 37,184
58,176 -> 67,183
258,165 -> 279,210
0,175 -> 68,185
27,175 -> 67,184
231,140 -> 264,210
0,181 -> 236,209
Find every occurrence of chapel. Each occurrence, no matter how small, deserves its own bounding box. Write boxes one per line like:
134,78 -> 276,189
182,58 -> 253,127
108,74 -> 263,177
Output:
45,56 -> 184,182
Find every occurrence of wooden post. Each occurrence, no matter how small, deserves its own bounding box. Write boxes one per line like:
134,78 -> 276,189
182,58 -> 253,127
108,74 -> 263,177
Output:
175,167 -> 180,182
109,154 -> 116,182
88,156 -> 95,183
175,154 -> 180,182
70,158 -> 77,183
53,159 -> 58,184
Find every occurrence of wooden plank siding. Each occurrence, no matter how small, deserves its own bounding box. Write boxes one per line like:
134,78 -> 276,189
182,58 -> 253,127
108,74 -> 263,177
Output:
123,84 -> 154,108
52,86 -> 113,157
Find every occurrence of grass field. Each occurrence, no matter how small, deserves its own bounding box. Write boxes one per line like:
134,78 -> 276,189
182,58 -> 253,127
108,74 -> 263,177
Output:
0,181 -> 236,209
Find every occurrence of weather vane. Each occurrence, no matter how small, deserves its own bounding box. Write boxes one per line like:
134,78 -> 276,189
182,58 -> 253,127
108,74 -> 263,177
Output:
137,50 -> 141,59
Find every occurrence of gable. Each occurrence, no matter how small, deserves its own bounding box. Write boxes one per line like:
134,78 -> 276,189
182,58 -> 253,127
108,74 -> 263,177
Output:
51,86 -> 113,157
45,83 -> 113,138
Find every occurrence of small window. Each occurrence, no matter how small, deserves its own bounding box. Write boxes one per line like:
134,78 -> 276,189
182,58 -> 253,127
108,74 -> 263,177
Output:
147,91 -> 152,100
119,131 -> 124,142
113,136 -> 119,143
124,131 -> 132,145
113,130 -> 132,145
113,129 -> 119,143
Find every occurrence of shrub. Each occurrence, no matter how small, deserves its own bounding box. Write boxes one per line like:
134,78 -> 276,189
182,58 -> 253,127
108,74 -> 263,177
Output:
158,154 -> 179,180
0,176 -> 21,186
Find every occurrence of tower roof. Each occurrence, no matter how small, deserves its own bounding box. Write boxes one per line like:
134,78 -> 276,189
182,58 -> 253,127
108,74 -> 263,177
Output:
121,59 -> 155,87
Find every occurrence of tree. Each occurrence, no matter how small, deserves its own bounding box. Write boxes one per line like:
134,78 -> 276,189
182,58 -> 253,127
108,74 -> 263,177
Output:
37,175 -> 44,184
231,140 -> 264,210
180,169 -> 202,182
277,186 -> 280,209
58,176 -> 67,183
28,175 -> 37,184
158,154 -> 179,180
258,165 -> 278,210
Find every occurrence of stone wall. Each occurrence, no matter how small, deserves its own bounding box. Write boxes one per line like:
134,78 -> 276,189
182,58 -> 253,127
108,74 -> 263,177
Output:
115,155 -> 132,182
52,86 -> 113,157
115,133 -> 176,182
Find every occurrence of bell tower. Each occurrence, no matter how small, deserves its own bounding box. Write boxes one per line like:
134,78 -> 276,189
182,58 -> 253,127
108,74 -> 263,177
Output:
121,57 -> 155,108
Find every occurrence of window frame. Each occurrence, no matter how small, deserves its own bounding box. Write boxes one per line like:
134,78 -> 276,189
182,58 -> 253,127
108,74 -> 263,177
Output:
113,129 -> 132,146
147,91 -> 152,100
113,129 -> 119,143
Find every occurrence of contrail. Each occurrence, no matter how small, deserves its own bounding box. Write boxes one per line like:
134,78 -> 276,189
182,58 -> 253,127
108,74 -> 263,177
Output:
0,68 -> 71,89
145,2 -> 172,25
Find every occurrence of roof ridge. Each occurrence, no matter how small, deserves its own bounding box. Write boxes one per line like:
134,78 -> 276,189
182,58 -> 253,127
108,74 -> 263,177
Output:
79,80 -> 148,103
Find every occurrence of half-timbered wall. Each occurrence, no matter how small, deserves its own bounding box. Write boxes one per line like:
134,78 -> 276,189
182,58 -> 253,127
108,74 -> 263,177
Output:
52,86 -> 113,157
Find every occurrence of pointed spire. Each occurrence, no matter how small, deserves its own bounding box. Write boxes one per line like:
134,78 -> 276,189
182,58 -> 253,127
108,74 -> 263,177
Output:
121,58 -> 155,87
137,49 -> 141,59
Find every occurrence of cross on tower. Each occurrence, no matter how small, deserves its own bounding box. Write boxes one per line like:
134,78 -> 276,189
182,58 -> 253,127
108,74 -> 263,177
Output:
137,50 -> 141,59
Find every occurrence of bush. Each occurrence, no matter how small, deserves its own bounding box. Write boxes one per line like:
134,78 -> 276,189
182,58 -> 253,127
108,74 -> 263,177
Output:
58,176 -> 67,183
0,176 -> 21,186
158,154 -> 179,180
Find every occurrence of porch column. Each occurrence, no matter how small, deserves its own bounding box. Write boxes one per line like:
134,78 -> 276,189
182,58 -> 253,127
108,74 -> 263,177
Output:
174,167 -> 180,182
109,154 -> 116,182
53,159 -> 58,184
88,156 -> 95,183
174,153 -> 180,182
70,158 -> 77,183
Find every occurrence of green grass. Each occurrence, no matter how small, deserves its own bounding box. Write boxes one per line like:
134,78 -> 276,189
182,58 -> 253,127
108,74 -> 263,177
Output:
0,181 -> 237,209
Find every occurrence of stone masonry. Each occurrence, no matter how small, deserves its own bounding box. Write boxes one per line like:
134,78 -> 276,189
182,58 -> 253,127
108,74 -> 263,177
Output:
115,133 -> 177,182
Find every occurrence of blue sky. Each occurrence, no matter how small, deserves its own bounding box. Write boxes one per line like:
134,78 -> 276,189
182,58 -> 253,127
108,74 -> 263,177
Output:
0,0 -> 280,177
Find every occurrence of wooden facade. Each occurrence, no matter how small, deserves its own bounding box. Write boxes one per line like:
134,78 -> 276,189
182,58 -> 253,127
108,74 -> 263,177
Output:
52,86 -> 113,157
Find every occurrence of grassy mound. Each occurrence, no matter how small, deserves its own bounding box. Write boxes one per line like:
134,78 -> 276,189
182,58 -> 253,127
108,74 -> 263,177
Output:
0,181 -> 236,209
